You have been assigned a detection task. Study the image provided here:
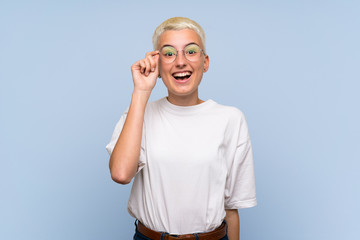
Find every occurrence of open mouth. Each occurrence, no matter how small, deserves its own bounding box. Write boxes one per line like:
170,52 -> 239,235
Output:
172,71 -> 192,81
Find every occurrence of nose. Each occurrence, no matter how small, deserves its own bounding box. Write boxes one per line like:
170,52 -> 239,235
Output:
174,50 -> 187,67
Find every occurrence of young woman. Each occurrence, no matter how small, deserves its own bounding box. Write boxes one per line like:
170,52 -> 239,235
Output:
106,17 -> 257,240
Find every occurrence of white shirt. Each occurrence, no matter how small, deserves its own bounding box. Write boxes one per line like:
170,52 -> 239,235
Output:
106,97 -> 257,235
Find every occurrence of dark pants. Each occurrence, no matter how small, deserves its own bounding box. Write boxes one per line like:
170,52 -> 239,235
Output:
133,220 -> 229,240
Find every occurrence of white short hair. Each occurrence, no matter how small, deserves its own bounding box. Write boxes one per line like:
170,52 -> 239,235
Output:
152,17 -> 206,53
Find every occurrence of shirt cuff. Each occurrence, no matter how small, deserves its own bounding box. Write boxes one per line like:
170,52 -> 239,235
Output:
225,198 -> 257,209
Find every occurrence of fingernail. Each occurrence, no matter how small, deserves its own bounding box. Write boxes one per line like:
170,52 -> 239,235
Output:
146,72 -> 149,76
152,68 -> 155,72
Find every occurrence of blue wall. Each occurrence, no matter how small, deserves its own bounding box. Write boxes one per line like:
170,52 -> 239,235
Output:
1,0 -> 359,239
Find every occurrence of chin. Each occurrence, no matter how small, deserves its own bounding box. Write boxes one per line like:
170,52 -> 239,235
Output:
168,86 -> 199,97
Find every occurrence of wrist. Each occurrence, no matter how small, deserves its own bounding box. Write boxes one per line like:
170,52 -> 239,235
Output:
133,88 -> 152,97
131,90 -> 151,105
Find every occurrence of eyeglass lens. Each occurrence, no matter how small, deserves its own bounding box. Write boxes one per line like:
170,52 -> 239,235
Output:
160,44 -> 202,63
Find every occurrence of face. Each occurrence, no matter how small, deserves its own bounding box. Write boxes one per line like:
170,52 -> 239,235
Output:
157,29 -> 209,101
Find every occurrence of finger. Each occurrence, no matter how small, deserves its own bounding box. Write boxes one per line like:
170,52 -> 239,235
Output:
139,60 -> 146,73
154,53 -> 159,63
146,54 -> 157,72
146,51 -> 159,72
153,54 -> 160,75
131,60 -> 140,71
145,50 -> 160,58
144,58 -> 151,76
154,54 -> 159,69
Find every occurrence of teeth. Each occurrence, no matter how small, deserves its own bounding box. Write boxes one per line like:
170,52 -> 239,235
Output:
173,72 -> 191,77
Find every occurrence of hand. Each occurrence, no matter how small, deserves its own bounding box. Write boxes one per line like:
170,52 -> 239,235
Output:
131,50 -> 160,93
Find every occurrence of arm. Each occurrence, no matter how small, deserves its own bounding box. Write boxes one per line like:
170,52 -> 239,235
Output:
109,51 -> 159,184
109,91 -> 150,184
225,209 -> 240,240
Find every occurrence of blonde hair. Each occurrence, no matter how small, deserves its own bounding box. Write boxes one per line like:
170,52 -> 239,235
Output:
152,17 -> 206,53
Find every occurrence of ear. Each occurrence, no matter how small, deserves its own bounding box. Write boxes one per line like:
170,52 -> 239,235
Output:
203,54 -> 209,73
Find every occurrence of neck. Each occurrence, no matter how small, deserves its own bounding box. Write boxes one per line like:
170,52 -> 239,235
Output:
167,91 -> 204,106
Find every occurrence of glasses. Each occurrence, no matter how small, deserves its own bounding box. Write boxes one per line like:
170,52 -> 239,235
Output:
159,43 -> 205,64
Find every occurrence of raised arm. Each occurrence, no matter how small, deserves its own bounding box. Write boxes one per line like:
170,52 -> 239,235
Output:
109,51 -> 159,184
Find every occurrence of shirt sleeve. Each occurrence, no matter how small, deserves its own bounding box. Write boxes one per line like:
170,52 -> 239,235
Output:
105,107 -> 146,174
224,112 -> 257,209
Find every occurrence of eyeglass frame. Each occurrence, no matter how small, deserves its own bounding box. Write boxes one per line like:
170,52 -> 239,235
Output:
158,42 -> 206,63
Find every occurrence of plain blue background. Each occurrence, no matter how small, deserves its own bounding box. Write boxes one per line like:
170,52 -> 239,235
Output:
1,0 -> 359,239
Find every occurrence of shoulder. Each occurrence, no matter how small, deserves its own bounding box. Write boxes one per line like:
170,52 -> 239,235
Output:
211,101 -> 247,122
212,102 -> 252,143
121,98 -> 163,116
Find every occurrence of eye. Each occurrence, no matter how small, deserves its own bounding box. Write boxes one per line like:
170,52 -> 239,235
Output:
161,47 -> 177,57
185,44 -> 201,55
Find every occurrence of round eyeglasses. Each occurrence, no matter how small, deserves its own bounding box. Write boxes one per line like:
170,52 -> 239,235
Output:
159,43 -> 205,64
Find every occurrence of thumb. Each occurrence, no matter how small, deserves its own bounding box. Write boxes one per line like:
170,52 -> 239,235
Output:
154,52 -> 160,63
154,53 -> 160,73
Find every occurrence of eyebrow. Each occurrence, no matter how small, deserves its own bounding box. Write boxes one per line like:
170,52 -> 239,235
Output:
160,42 -> 200,50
